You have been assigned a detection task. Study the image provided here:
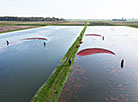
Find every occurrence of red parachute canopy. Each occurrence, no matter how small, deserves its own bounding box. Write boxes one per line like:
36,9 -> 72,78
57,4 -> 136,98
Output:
22,37 -> 48,40
85,34 -> 102,37
77,48 -> 115,56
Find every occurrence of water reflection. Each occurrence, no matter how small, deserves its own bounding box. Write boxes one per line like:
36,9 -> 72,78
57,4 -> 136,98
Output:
77,48 -> 115,56
59,64 -> 84,102
85,34 -> 102,37
85,34 -> 104,41
0,26 -> 83,102
60,26 -> 138,102
22,37 -> 48,40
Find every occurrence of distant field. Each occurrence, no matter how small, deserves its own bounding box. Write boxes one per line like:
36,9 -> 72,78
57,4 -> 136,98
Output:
111,21 -> 138,25
0,21 -> 64,26
1,20 -> 138,33
0,21 -> 86,33
109,21 -> 138,28
61,21 -> 85,24
88,21 -> 138,28
0,26 -> 36,33
0,21 -> 64,33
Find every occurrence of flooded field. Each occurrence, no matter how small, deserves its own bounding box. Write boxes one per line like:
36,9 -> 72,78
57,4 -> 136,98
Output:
0,26 -> 83,102
60,26 -> 138,102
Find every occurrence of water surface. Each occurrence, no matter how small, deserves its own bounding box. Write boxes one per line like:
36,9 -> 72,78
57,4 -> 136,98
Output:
0,26 -> 83,102
60,26 -> 138,102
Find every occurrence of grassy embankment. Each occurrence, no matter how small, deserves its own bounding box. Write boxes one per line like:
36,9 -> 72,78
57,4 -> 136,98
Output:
31,22 -> 88,102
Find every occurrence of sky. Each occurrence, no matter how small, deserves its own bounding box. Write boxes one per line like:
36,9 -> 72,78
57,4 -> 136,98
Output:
0,0 -> 138,19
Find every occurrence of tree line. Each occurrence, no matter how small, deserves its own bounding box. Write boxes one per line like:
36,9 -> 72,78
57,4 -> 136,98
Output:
0,16 -> 65,21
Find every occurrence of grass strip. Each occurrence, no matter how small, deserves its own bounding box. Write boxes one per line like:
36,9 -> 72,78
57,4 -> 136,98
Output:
127,25 -> 138,28
31,22 -> 88,102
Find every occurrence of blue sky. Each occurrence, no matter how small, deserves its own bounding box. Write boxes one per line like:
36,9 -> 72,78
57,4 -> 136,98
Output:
0,0 -> 138,19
